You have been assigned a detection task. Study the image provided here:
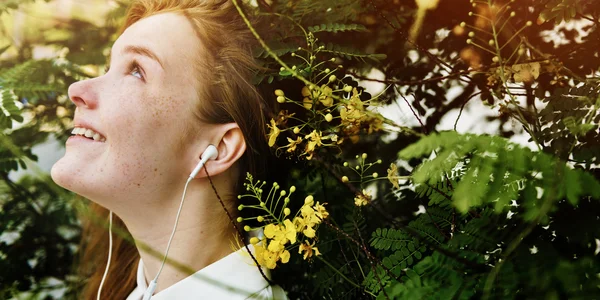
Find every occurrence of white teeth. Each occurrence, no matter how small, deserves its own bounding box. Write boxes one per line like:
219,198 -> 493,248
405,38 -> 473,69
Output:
71,127 -> 105,142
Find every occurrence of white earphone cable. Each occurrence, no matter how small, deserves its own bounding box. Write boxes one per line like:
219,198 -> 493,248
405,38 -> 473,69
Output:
142,176 -> 194,300
97,210 -> 113,300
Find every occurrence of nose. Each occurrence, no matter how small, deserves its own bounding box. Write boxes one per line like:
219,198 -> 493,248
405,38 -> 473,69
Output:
68,78 -> 99,109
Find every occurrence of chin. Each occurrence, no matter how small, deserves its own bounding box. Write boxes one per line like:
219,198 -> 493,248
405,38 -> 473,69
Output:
51,157 -> 97,199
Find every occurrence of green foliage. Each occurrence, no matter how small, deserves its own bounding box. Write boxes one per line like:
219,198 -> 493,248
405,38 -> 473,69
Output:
399,132 -> 600,216
307,23 -> 367,33
540,0 -> 583,24
3,0 -> 600,299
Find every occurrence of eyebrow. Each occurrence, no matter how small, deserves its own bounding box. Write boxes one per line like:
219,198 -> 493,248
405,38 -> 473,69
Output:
106,45 -> 164,70
125,45 -> 164,69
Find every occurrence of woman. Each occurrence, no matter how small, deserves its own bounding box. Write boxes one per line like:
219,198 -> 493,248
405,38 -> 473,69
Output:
50,0 -> 285,299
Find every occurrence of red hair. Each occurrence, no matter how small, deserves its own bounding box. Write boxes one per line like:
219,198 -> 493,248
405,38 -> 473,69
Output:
77,1 -> 267,299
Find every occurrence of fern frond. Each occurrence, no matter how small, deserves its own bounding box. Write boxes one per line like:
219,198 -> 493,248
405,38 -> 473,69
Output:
321,43 -> 387,62
399,132 -> 600,216
307,23 -> 367,33
370,228 -> 415,251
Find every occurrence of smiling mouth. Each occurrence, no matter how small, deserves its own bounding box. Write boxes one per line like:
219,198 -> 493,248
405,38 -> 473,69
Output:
71,127 -> 106,142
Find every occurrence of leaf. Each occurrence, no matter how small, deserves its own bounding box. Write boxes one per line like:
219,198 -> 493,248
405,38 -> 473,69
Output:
308,23 -> 368,33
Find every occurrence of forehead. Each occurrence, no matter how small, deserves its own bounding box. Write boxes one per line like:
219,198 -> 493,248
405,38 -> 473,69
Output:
113,12 -> 201,72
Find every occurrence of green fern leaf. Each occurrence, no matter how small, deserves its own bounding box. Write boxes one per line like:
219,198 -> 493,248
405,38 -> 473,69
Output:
307,23 -> 367,33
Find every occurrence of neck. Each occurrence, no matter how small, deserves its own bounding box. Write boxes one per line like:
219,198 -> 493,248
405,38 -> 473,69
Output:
117,178 -> 241,293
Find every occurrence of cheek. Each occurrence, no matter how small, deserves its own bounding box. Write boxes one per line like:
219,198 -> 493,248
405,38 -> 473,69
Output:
106,92 -> 188,179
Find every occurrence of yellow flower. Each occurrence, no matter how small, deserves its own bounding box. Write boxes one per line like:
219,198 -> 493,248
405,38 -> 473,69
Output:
318,85 -> 333,107
255,243 -> 267,266
387,163 -> 400,189
305,130 -> 323,154
262,249 -> 278,269
303,226 -> 316,238
268,239 -> 284,252
512,62 -> 541,83
267,119 -> 280,147
303,97 -> 313,109
264,223 -> 280,239
298,240 -> 321,260
301,204 -> 319,224
354,189 -> 372,206
313,201 -> 329,220
286,136 -> 302,153
301,85 -> 311,97
280,249 -> 291,263
301,86 -> 313,109
294,216 -> 317,238
283,219 -> 297,244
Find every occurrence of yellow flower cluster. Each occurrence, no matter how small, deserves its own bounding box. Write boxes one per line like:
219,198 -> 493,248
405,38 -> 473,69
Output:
302,85 -> 334,109
252,195 -> 329,269
340,88 -> 383,143
354,189 -> 372,206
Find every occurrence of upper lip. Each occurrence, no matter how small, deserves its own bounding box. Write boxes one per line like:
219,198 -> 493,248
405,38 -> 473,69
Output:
72,119 -> 106,139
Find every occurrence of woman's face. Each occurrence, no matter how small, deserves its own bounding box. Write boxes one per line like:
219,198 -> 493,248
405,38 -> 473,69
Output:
51,12 -> 208,206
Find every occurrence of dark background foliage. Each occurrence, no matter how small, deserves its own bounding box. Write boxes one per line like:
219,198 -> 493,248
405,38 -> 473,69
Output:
1,0 -> 599,299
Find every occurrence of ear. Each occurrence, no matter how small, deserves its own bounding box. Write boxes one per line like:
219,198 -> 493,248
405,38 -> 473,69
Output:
192,123 -> 246,179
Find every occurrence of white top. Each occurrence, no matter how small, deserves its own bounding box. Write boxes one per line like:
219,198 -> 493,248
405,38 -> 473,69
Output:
126,245 -> 288,300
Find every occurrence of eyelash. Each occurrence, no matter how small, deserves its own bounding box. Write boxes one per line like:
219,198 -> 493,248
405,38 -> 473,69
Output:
128,60 -> 145,81
103,60 -> 145,81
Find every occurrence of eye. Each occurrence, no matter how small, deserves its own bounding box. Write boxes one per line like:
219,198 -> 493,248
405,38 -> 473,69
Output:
128,60 -> 145,81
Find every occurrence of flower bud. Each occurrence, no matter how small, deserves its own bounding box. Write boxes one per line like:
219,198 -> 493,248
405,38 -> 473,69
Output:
325,113 -> 333,122
284,208 -> 291,216
237,217 -> 243,222
328,75 -> 337,83
342,176 -> 349,183
304,195 -> 314,204
293,127 -> 301,134
250,237 -> 259,244
290,186 -> 296,193
372,172 -> 379,178
275,89 -> 284,96
280,190 -> 287,196
362,153 -> 368,159
257,216 -> 264,222
277,96 -> 286,103
238,204 -> 244,210
244,225 -> 251,232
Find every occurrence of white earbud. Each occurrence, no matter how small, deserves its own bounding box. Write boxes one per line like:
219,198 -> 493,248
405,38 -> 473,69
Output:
143,144 -> 219,300
189,144 -> 219,179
